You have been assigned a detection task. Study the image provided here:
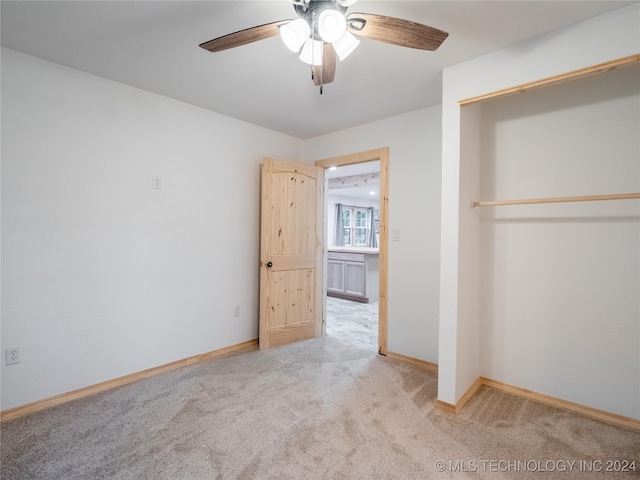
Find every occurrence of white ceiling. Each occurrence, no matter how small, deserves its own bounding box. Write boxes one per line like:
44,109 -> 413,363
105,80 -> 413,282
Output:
1,1 -> 635,139
327,161 -> 380,200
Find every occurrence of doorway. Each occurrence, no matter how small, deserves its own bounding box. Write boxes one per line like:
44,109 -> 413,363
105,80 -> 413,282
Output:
325,161 -> 380,351
315,148 -> 389,355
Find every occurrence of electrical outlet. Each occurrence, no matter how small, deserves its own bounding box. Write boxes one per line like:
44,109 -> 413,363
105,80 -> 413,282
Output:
233,305 -> 240,317
6,346 -> 20,366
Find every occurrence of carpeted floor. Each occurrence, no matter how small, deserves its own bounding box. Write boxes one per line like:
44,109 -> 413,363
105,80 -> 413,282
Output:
1,298 -> 638,479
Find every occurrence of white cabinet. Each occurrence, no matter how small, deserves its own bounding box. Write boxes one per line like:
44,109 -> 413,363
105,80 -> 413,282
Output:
327,250 -> 379,303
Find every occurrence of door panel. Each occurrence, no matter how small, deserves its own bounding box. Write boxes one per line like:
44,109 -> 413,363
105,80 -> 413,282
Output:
259,159 -> 324,349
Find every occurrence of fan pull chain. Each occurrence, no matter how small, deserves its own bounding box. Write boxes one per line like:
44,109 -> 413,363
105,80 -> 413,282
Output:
320,42 -> 324,94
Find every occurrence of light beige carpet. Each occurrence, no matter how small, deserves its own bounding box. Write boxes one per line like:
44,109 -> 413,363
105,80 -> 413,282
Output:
1,305 -> 638,479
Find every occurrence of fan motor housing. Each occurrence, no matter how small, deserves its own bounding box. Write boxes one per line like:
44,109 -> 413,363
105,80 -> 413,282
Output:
295,0 -> 348,35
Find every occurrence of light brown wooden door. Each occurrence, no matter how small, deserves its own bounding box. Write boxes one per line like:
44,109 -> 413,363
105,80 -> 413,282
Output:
259,158 -> 324,350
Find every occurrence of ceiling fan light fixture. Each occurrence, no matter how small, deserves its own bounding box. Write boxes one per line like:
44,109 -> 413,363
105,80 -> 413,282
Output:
280,18 -> 310,52
332,30 -> 359,61
318,9 -> 347,43
299,38 -> 323,66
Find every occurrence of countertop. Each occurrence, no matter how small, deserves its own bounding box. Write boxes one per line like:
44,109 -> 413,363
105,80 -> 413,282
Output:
328,247 -> 379,255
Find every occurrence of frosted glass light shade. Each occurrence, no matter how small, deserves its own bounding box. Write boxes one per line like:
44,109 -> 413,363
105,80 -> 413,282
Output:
299,39 -> 323,66
318,9 -> 346,43
332,31 -> 359,61
279,19 -> 310,52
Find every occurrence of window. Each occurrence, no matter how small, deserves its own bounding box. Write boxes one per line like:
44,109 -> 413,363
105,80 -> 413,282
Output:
354,209 -> 367,245
342,207 -> 370,246
342,208 -> 351,246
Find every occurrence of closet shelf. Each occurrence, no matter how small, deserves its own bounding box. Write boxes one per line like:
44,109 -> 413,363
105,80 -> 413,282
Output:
472,192 -> 640,208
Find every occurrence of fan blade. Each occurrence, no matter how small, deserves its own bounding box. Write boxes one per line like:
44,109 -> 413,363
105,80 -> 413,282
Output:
346,13 -> 448,51
200,20 -> 291,53
312,43 -> 336,86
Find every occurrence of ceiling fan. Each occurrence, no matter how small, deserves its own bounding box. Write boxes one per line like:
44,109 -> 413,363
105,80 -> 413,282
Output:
199,0 -> 448,93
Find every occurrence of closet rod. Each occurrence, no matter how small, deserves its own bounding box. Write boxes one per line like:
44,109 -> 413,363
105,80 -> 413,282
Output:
473,192 -> 640,208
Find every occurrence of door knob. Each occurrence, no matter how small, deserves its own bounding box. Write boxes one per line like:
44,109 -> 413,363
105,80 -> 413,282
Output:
267,261 -> 273,268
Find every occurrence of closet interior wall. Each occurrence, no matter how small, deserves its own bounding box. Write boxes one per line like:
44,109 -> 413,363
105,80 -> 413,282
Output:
468,64 -> 640,419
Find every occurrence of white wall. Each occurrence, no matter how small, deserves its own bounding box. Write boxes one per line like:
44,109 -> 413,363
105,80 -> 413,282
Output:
305,107 -> 442,363
1,49 -> 303,410
439,4 -> 640,418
